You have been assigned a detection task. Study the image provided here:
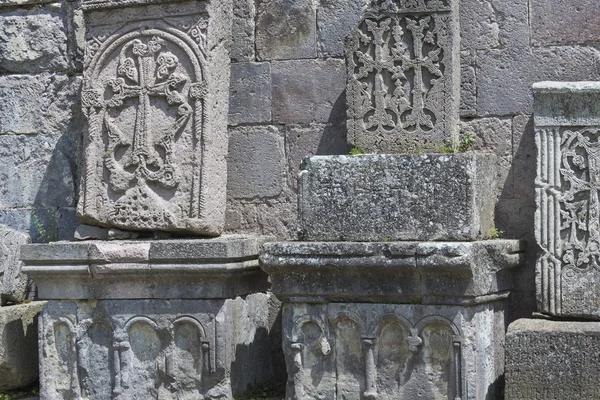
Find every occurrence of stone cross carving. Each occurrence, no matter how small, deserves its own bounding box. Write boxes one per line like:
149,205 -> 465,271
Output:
346,0 -> 459,153
78,0 -> 231,236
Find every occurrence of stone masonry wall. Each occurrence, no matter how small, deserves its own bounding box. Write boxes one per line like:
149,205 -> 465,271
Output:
1,0 -> 600,319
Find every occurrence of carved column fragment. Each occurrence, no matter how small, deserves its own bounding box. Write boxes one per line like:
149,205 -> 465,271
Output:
533,81 -> 600,319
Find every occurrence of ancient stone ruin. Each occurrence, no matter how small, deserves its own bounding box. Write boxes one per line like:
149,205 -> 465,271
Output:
0,0 -> 599,398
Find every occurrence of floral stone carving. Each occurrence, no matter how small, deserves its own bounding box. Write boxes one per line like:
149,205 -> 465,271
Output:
533,82 -> 600,319
79,0 -> 232,235
346,0 -> 459,153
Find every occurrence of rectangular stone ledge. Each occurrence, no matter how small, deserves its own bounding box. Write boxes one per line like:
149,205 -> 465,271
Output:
298,153 -> 497,242
21,236 -> 270,300
260,240 -> 526,305
533,81 -> 600,127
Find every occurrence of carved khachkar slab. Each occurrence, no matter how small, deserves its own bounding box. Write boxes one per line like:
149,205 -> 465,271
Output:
533,82 -> 600,318
346,0 -> 460,153
78,0 -> 232,235
282,302 -> 505,400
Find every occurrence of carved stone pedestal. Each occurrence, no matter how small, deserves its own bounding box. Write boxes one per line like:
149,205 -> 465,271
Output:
21,236 -> 272,400
260,240 -> 525,400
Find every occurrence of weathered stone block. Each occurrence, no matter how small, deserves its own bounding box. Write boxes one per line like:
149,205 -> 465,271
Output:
0,133 -> 77,209
229,62 -> 271,125
282,301 -> 506,400
0,6 -> 68,73
261,240 -> 525,304
231,0 -> 255,61
346,0 -> 460,153
0,302 -> 45,390
79,0 -> 233,235
533,82 -> 600,319
0,225 -> 30,305
460,0 -> 529,50
460,117 -> 513,195
530,0 -> 600,46
477,47 -> 600,116
22,236 -> 269,300
285,123 -> 350,192
272,58 -> 346,125
505,318 -> 600,399
255,0 -> 316,60
227,126 -> 284,199
298,154 -> 497,241
0,207 -> 77,243
316,0 -> 367,57
460,50 -> 476,117
0,73 -> 81,135
38,295 -> 274,400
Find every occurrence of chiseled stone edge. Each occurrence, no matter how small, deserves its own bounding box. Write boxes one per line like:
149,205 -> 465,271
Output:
21,236 -> 270,300
260,239 -> 526,304
533,81 -> 600,127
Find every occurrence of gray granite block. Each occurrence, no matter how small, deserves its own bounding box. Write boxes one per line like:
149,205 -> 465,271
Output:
298,154 -> 497,241
505,318 -> 600,399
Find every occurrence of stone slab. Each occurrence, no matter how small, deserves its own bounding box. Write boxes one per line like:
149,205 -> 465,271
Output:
78,0 -> 233,235
346,0 -> 460,153
0,302 -> 45,391
21,236 -> 269,300
0,6 -> 68,73
260,240 -> 525,304
283,301 -> 506,400
505,318 -> 600,399
298,154 -> 497,241
530,0 -> 600,46
229,62 -> 271,125
39,295 -> 274,400
533,82 -> 600,319
0,224 -> 30,305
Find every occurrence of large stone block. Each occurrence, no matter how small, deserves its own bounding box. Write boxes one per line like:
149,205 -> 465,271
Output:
272,58 -> 346,125
227,126 -> 285,199
281,301 -> 506,400
530,0 -> 600,46
0,133 -> 77,209
261,240 -> 525,304
22,236 -> 269,300
460,0 -> 529,50
229,62 -> 271,125
38,295 -> 274,400
0,73 -> 81,135
298,154 -> 497,241
0,5 -> 68,73
346,0 -> 460,153
231,0 -> 255,61
0,302 -> 45,391
0,207 -> 78,243
255,0 -> 316,60
316,0 -> 368,57
0,225 -> 30,305
505,318 -> 600,399
78,0 -> 233,235
533,82 -> 600,319
477,47 -> 600,116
